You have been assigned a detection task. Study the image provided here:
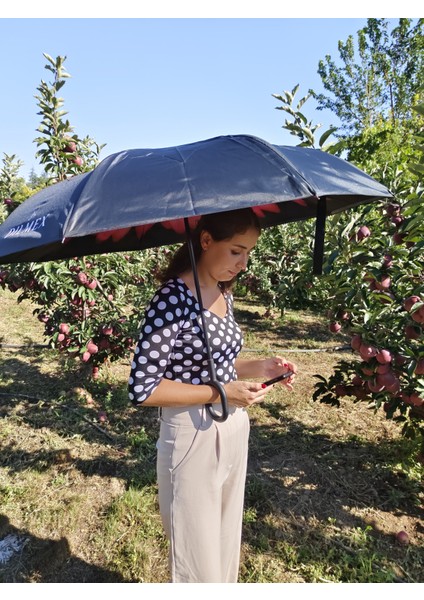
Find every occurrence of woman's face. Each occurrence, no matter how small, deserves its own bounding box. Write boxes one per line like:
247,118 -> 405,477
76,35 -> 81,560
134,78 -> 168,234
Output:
199,227 -> 259,282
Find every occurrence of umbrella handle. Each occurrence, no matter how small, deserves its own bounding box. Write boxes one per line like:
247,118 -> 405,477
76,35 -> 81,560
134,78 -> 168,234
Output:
206,379 -> 229,422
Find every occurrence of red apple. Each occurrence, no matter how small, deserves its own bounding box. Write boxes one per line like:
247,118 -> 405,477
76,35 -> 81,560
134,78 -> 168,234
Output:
396,530 -> 409,546
351,334 -> 362,351
376,349 -> 392,364
87,279 -> 97,290
73,156 -> 83,166
393,232 -> 405,244
375,275 -> 391,291
87,341 -> 99,355
385,203 -> 400,216
415,359 -> 424,376
382,253 -> 393,268
329,321 -> 342,333
76,272 -> 88,285
357,225 -> 371,241
82,351 -> 91,362
98,411 -> 107,423
405,325 -> 421,340
409,393 -> 424,407
403,295 -> 421,312
359,343 -> 378,360
59,323 -> 70,334
63,140 -> 77,153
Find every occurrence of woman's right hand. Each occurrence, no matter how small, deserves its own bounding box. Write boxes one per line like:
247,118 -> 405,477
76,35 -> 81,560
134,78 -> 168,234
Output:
223,380 -> 273,408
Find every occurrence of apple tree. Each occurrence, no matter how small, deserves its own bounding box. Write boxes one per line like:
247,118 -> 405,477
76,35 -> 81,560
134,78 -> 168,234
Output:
0,54 -> 170,381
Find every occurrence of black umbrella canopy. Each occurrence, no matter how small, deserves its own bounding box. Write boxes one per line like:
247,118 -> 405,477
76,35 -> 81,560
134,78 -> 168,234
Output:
0,134 -> 393,269
0,134 -> 394,422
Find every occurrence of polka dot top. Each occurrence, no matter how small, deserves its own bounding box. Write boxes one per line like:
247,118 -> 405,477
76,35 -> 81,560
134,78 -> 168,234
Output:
128,277 -> 243,405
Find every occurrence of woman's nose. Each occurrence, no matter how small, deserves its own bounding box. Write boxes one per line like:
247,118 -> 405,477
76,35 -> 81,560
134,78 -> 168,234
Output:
237,255 -> 248,270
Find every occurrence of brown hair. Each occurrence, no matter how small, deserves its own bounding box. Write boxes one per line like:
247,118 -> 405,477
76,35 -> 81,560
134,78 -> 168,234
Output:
159,208 -> 261,289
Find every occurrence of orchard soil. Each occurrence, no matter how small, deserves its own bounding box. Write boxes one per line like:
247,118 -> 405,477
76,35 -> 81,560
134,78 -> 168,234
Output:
0,289 -> 423,583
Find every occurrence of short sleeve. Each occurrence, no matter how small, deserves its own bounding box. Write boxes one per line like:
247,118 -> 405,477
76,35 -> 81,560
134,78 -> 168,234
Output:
128,282 -> 186,405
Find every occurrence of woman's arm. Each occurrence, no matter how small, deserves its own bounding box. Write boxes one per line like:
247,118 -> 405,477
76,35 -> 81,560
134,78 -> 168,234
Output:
235,356 -> 297,388
140,376 -> 274,408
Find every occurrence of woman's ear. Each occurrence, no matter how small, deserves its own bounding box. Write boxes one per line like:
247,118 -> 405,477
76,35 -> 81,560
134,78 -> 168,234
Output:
200,231 -> 212,251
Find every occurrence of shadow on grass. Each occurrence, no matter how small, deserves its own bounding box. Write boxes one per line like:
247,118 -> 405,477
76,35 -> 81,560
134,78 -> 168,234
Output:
1,353 -> 423,582
0,515 -> 130,583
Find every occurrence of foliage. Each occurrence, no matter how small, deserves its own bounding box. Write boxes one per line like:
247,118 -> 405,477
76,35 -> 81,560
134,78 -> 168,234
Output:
272,84 -> 340,152
33,53 -> 105,182
314,18 -> 424,135
0,250 -> 170,378
0,54 -> 173,381
271,21 -> 424,456
0,154 -> 28,222
238,221 -> 331,314
313,190 -> 424,445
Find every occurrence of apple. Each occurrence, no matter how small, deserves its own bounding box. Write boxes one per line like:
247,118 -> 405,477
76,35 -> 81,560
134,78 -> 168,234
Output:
351,334 -> 362,351
329,321 -> 341,333
409,393 -> 424,407
359,343 -> 378,360
73,156 -> 83,166
375,275 -> 391,291
385,202 -> 400,216
102,325 -> 113,336
63,140 -> 77,153
391,215 -> 404,227
87,341 -> 99,355
415,359 -> 424,376
411,306 -> 424,324
82,351 -> 91,362
357,225 -> 371,241
76,272 -> 88,285
396,530 -> 409,546
393,232 -> 405,244
368,379 -> 385,393
87,279 -> 97,290
377,371 -> 399,392
405,324 -> 421,340
92,366 -> 99,379
376,349 -> 392,364
98,411 -> 107,423
382,253 -> 393,268
334,384 -> 347,397
59,323 -> 70,334
57,333 -> 65,343
403,295 -> 421,312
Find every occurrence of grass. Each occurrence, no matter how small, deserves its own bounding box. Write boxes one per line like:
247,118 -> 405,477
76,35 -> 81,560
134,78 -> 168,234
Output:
0,288 -> 423,583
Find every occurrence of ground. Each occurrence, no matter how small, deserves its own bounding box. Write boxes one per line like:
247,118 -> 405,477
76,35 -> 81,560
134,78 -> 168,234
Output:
0,290 -> 423,583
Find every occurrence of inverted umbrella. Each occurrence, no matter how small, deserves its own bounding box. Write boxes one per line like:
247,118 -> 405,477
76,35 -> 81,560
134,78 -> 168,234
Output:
0,134 -> 393,421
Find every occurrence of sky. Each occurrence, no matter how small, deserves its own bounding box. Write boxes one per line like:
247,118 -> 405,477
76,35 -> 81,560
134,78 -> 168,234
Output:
0,13 -> 409,180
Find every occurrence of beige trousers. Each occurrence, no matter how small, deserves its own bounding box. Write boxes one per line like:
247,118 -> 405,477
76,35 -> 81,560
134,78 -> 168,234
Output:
156,403 -> 250,583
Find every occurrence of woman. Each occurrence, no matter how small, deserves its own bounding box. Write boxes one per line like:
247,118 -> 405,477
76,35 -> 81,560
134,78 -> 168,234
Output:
128,208 -> 297,583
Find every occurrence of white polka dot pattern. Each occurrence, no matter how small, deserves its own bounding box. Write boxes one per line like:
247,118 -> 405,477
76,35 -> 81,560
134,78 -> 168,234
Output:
128,277 -> 243,405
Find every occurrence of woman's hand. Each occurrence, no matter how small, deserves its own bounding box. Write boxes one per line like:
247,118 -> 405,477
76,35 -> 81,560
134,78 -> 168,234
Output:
263,356 -> 297,390
223,380 -> 273,408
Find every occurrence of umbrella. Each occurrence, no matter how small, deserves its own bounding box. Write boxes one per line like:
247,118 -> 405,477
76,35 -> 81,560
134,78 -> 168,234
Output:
0,134 -> 393,421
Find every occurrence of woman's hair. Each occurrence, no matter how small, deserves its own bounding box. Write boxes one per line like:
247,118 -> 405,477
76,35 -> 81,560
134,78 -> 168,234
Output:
159,208 -> 261,289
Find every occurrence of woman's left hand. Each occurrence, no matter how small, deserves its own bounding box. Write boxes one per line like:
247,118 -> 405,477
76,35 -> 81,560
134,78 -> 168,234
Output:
263,356 -> 297,390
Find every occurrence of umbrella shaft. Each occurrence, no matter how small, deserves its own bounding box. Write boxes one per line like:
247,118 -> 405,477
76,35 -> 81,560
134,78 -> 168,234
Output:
184,218 -> 229,422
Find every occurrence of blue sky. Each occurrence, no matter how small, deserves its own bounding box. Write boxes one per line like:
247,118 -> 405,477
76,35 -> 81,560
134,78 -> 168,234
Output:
0,16 -> 401,179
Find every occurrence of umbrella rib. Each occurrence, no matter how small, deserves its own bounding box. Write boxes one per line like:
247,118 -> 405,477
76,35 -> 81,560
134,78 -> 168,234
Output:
231,134 -> 319,198
174,145 -> 198,218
